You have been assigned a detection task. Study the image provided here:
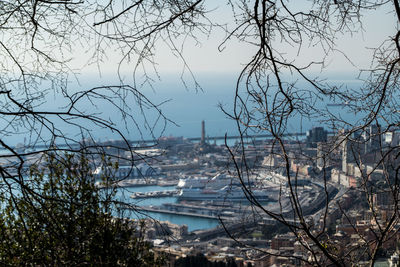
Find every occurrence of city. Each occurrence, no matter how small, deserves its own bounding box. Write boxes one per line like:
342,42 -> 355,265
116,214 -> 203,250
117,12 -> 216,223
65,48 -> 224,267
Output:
0,1 -> 398,266
77,121 -> 399,266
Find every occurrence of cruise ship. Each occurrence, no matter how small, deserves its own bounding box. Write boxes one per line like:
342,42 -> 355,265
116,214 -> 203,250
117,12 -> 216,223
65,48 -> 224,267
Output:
178,185 -> 269,201
177,173 -> 241,189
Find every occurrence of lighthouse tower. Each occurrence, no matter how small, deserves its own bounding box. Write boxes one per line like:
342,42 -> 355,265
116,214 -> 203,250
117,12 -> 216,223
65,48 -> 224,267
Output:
201,120 -> 206,145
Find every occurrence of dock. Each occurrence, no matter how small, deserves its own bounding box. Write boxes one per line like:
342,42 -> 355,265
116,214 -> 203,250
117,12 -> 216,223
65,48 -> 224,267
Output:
134,205 -> 232,220
130,190 -> 179,199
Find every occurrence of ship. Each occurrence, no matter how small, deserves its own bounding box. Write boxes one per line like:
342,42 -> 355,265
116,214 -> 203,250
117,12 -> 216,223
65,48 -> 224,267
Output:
176,176 -> 209,189
327,101 -> 349,107
177,185 -> 269,201
177,173 -> 242,189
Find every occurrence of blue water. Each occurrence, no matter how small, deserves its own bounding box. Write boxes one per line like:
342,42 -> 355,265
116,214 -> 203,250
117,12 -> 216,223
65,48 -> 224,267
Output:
134,211 -> 220,231
98,73 -> 365,142
0,73 -> 368,231
1,72 -> 366,147
114,185 -> 220,232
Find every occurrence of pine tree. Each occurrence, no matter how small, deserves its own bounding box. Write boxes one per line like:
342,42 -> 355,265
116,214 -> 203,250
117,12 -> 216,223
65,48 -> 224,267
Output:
0,153 -> 163,266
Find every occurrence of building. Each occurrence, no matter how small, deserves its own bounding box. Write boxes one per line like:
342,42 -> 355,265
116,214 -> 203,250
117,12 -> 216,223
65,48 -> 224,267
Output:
306,127 -> 328,148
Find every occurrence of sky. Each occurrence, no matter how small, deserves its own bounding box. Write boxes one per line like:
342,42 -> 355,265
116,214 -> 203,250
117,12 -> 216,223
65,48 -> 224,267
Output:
68,2 -> 400,141
138,1 -> 396,75
91,1 -> 397,140
1,1 -> 398,145
70,0 -> 397,104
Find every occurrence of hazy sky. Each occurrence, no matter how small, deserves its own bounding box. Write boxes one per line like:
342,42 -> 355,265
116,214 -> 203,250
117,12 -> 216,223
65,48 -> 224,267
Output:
77,2 -> 397,140
137,2 -> 396,76
3,1 -> 397,145
72,1 -> 395,88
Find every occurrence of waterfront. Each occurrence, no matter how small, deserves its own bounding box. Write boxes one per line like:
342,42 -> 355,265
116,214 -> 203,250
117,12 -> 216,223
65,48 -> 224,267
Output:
114,185 -> 220,232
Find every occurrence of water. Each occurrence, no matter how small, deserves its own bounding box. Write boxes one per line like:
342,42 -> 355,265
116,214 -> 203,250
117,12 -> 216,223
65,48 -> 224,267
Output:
135,211 -> 220,231
114,185 -> 220,232
1,74 -> 368,231
2,73 -> 367,149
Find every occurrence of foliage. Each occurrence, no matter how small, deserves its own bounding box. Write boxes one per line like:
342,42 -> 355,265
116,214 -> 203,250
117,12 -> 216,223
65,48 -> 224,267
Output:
174,253 -> 237,267
261,222 -> 291,240
0,153 -> 162,266
0,1 -> 399,266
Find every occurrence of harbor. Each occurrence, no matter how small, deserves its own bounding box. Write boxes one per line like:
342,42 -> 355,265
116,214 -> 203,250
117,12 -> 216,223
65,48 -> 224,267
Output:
96,122 -> 342,239
112,169 -> 333,232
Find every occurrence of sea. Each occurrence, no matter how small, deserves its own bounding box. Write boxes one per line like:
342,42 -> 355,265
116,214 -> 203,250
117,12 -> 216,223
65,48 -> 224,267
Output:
0,72 -> 366,146
0,72 -> 367,231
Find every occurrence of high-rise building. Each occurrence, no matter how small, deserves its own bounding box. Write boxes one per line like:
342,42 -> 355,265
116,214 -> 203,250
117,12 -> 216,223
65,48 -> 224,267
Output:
317,142 -> 330,169
362,124 -> 380,152
306,127 -> 328,148
342,138 -> 348,173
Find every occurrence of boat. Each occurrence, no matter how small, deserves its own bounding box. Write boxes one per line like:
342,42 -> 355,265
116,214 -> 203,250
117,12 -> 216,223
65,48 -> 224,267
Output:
176,176 -> 209,189
177,173 -> 242,189
327,101 -> 349,107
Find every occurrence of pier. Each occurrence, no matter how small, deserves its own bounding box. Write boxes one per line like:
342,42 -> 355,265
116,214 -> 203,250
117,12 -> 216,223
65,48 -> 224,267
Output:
134,205 -> 232,220
97,179 -> 178,189
96,178 -> 157,188
130,190 -> 179,199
